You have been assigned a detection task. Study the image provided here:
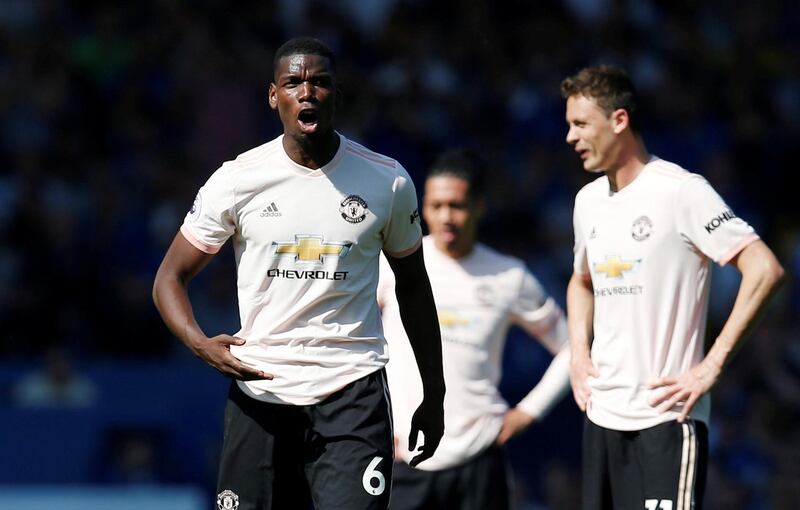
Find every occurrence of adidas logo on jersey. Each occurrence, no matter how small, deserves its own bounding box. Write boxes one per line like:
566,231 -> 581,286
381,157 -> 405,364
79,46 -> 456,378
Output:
260,202 -> 282,217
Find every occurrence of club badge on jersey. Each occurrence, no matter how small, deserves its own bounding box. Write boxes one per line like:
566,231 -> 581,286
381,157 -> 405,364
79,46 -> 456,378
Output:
340,194 -> 369,224
217,489 -> 239,510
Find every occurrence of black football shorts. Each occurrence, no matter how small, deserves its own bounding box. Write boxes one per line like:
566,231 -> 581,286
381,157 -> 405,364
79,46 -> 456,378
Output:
391,444 -> 513,510
582,417 -> 708,510
216,369 -> 394,510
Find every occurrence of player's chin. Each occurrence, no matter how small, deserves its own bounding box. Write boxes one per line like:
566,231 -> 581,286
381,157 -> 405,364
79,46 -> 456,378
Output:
583,159 -> 606,173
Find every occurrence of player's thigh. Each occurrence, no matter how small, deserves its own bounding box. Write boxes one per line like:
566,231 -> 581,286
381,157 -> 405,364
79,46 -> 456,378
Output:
581,418 -> 615,510
456,445 -> 513,510
216,382 -> 310,510
306,432 -> 393,509
306,370 -> 394,510
637,419 -> 708,510
390,461 -> 439,510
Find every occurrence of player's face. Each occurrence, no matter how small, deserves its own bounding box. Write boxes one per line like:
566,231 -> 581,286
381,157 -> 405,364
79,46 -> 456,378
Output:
423,176 -> 483,258
565,94 -> 623,173
269,54 -> 337,140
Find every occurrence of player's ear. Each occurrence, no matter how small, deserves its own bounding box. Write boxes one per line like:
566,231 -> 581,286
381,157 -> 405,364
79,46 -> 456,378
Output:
611,108 -> 629,134
335,82 -> 344,109
268,83 -> 278,110
475,197 -> 487,221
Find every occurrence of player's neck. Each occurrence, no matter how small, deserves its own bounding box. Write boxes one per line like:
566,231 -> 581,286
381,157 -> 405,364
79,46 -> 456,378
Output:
435,239 -> 475,260
606,138 -> 649,192
283,131 -> 340,170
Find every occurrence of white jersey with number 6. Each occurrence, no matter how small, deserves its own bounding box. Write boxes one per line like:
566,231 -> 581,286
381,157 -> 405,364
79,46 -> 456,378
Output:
182,133 -> 422,405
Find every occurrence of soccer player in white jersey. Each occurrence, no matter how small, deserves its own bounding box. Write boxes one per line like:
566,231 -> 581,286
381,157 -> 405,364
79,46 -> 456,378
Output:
562,65 -> 785,510
378,149 -> 572,509
152,37 -> 445,510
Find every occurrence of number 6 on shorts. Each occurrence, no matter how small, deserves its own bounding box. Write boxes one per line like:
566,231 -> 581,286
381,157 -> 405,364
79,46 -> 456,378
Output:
362,456 -> 386,495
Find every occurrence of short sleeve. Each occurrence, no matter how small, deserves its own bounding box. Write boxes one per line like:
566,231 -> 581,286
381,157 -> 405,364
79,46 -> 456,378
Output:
675,175 -> 759,266
511,269 -> 568,353
180,163 -> 237,254
572,194 -> 590,277
382,164 -> 422,257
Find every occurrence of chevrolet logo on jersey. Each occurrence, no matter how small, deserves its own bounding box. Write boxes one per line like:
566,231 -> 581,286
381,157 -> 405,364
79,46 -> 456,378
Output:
270,235 -> 352,263
438,310 -> 471,328
593,255 -> 638,278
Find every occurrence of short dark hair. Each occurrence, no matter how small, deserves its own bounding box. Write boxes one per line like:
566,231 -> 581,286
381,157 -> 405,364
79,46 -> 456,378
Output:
273,37 -> 336,75
427,149 -> 487,201
560,65 -> 641,132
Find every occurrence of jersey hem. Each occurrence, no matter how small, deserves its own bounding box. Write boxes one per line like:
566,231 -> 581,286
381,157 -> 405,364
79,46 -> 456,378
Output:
236,364 -> 386,405
586,410 -> 709,431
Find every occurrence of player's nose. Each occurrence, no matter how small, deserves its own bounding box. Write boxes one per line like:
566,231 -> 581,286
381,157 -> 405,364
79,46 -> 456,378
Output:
298,81 -> 314,101
566,126 -> 578,145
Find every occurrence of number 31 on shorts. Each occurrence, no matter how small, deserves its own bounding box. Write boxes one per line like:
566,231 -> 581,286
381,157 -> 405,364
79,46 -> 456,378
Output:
361,456 -> 385,496
645,500 -> 673,510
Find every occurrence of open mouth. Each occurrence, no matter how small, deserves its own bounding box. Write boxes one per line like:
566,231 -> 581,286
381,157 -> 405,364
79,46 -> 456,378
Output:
298,109 -> 319,132
438,229 -> 457,242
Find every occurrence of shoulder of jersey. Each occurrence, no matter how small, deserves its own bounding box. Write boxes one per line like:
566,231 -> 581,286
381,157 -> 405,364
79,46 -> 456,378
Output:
344,138 -> 400,175
576,173 -> 609,198
647,157 -> 694,182
228,137 -> 284,171
471,242 -> 527,273
646,158 -> 712,197
577,158 -> 697,200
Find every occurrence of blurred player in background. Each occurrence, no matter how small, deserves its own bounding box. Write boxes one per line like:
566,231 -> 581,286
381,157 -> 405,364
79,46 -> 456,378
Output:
378,149 -> 571,509
152,37 -> 445,510
562,65 -> 785,510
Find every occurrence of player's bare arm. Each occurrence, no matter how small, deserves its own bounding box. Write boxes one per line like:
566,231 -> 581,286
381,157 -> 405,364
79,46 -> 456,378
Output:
153,232 -> 272,381
500,337 -> 572,444
385,245 -> 446,467
567,272 -> 598,412
496,408 -> 535,445
649,239 -> 784,421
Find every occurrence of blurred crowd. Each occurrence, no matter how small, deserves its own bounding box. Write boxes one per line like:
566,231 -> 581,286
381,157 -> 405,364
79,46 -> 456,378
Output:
1,0 -> 799,508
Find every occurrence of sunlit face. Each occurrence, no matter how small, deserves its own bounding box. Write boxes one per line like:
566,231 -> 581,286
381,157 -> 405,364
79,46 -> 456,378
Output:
565,95 -> 624,173
423,176 -> 483,258
269,53 -> 337,140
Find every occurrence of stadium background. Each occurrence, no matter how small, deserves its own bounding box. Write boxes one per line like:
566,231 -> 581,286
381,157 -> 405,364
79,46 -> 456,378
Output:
1,1 -> 798,508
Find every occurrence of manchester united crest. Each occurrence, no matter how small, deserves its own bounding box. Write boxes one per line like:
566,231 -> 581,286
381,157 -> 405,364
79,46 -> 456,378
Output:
340,194 -> 369,224
217,489 -> 240,510
631,215 -> 653,241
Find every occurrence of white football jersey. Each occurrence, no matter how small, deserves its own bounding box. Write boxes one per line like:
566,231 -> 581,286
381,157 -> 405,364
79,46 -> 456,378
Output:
379,236 -> 569,470
181,133 -> 422,405
573,157 -> 759,431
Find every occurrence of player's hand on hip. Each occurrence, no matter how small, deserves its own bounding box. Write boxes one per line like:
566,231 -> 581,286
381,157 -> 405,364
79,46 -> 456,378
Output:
193,334 -> 273,381
496,407 -> 535,445
570,353 -> 598,412
648,358 -> 722,422
407,397 -> 445,467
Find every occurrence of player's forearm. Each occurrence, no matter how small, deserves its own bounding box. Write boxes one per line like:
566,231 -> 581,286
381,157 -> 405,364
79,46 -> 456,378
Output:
706,242 -> 785,369
394,276 -> 445,399
567,273 -> 594,359
517,345 -> 571,419
152,270 -> 208,352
